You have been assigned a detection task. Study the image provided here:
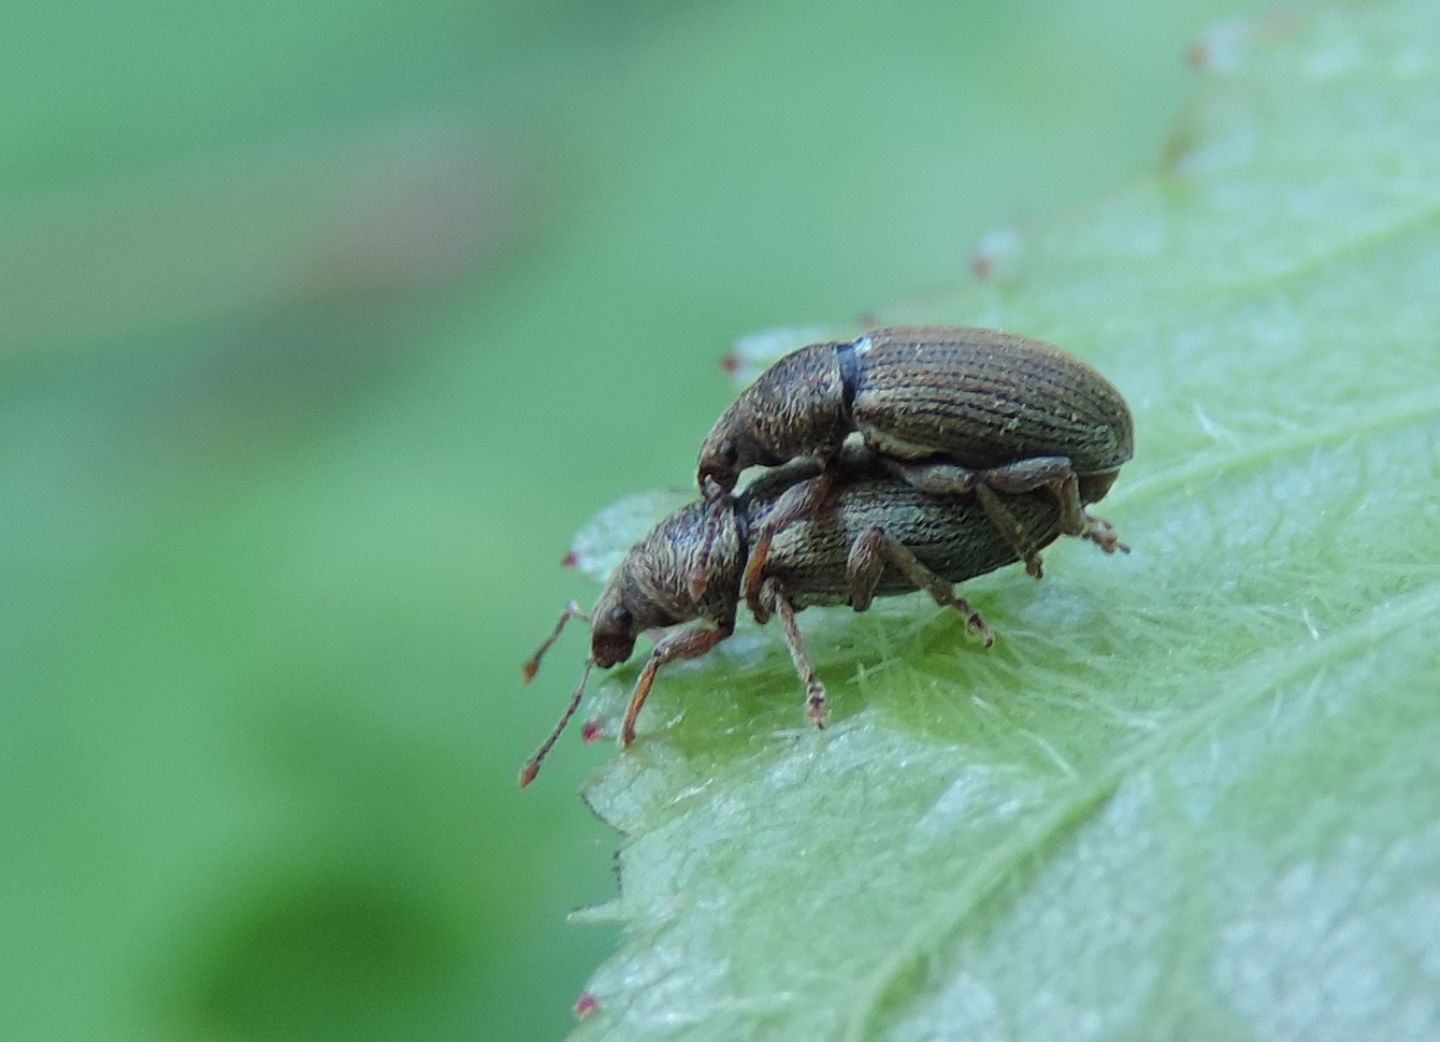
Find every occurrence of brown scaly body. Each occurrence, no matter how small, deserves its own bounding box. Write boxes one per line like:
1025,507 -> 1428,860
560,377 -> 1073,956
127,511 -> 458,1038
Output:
696,325 -> 1133,593
751,465 -> 1061,610
519,453 -> 1068,785
848,326 -> 1133,482
699,325 -> 1133,495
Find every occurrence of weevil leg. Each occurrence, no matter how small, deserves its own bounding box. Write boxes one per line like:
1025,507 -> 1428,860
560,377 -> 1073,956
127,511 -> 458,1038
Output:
742,467 -> 837,619
878,456 -> 981,495
687,497 -> 731,600
972,456 -> 1086,537
974,484 -> 1046,579
760,576 -> 828,729
846,525 -> 995,647
881,456 -> 1057,577
620,619 -> 735,746
969,457 -> 1130,559
1080,511 -> 1131,555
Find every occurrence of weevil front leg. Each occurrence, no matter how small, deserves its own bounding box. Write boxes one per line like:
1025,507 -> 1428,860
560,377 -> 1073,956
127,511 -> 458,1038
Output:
742,466 -> 838,618
759,576 -> 829,729
846,524 -> 995,647
620,618 -> 735,746
688,497 -> 733,600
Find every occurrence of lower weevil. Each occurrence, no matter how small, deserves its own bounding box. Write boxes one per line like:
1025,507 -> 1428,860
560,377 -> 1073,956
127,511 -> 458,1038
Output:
519,452 -> 1077,786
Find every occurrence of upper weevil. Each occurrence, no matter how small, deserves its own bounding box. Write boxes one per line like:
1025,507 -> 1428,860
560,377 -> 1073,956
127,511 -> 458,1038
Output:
694,325 -> 1133,595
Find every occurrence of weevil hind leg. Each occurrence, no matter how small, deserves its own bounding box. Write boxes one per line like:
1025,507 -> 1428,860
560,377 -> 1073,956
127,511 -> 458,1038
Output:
761,576 -> 828,729
973,484 -> 1047,579
1080,511 -> 1130,555
846,524 -> 995,647
879,456 -> 981,496
881,456 -> 1062,578
971,456 -> 1087,539
619,620 -> 735,746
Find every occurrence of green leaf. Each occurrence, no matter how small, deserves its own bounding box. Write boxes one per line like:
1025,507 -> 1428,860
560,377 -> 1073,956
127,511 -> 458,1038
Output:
565,3 -> 1440,1038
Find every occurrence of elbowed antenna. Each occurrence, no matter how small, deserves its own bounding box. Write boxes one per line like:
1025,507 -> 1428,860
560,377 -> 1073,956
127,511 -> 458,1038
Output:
519,659 -> 595,787
522,600 -> 589,682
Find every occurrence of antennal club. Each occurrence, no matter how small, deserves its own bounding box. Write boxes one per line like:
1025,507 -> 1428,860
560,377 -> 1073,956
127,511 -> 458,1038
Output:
519,659 -> 595,787
522,600 -> 589,682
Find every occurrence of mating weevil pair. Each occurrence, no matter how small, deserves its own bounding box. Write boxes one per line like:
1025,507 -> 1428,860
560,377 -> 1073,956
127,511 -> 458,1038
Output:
696,325 -> 1132,603
520,325 -> 1133,785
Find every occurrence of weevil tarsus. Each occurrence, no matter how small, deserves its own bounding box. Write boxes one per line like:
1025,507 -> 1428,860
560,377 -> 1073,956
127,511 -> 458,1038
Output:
762,575 -> 829,728
519,658 -> 595,787
523,600 -> 589,682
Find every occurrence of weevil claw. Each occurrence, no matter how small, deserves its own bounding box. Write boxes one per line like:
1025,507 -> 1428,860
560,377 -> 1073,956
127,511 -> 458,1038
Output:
806,688 -> 829,728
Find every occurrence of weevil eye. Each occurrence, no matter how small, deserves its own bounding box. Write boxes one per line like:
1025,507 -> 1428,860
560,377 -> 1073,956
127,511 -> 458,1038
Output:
720,439 -> 739,466
609,605 -> 633,629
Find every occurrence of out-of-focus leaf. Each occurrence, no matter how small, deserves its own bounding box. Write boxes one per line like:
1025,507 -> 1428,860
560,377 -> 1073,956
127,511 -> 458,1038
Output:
566,489 -> 696,583
720,326 -> 839,387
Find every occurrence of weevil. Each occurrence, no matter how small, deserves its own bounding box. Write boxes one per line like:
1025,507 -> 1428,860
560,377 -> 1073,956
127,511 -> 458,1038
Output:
694,325 -> 1133,602
519,451 -> 1071,786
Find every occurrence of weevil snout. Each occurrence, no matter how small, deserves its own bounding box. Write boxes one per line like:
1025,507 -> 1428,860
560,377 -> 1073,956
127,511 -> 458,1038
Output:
590,603 -> 638,668
697,437 -> 741,499
698,465 -> 731,500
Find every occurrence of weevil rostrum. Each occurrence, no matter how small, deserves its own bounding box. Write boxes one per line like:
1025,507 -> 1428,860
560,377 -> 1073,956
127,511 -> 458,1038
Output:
519,450 -> 1070,786
694,325 -> 1133,602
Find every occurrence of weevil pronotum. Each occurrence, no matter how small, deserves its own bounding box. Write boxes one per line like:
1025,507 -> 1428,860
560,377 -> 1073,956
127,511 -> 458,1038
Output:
693,325 -> 1133,603
519,451 -> 1074,786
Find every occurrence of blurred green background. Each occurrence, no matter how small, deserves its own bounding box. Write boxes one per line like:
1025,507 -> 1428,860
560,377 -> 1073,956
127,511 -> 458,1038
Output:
2,1 -> 1275,1039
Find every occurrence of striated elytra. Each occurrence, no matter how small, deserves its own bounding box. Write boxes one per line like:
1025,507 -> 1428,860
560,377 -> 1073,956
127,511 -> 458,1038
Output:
695,325 -> 1133,593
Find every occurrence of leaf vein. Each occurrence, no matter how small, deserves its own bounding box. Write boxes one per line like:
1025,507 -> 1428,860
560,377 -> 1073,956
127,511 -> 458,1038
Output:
841,580 -> 1440,1041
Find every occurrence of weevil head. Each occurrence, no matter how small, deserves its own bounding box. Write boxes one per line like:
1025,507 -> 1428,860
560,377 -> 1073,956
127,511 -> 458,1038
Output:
589,499 -> 741,665
697,398 -> 793,498
697,418 -> 753,499
698,342 -> 850,497
588,576 -> 643,668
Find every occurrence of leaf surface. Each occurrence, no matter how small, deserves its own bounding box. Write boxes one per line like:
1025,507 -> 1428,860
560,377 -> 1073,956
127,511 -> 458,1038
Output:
566,5 -> 1440,1038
